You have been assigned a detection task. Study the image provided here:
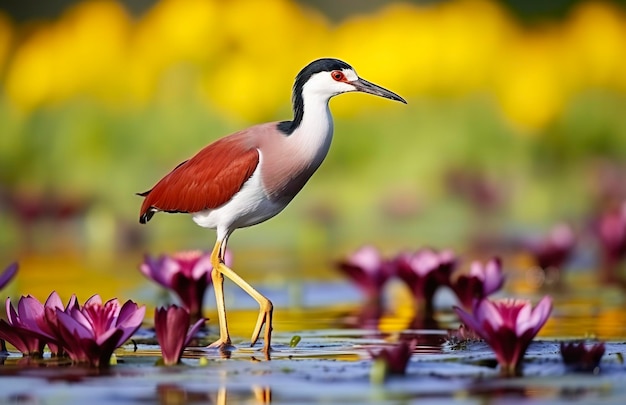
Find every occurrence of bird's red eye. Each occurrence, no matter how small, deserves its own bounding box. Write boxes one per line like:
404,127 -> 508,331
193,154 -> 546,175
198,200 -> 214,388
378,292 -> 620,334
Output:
331,70 -> 345,81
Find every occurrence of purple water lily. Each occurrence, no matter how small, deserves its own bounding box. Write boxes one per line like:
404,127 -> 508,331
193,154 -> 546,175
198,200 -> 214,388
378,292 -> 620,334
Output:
140,250 -> 231,321
0,291 -> 77,356
50,295 -> 145,367
369,339 -> 416,378
154,305 -> 205,365
450,257 -> 504,310
454,296 -> 553,376
337,245 -> 396,304
560,341 -> 605,372
527,223 -> 575,279
0,296 -> 46,356
395,248 -> 456,315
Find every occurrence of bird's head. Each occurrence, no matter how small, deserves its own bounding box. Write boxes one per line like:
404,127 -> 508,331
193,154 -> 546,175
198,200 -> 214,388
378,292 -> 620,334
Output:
295,58 -> 407,104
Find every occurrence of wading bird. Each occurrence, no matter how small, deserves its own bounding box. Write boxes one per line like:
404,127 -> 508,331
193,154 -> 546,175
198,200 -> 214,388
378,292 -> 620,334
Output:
138,58 -> 406,355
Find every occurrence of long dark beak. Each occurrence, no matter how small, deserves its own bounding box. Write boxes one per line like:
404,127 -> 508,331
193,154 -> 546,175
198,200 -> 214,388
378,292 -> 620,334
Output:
351,78 -> 407,104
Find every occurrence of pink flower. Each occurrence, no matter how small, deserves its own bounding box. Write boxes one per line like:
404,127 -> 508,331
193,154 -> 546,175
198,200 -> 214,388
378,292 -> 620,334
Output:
337,245 -> 396,303
154,305 -> 205,366
140,250 -> 230,321
527,223 -> 576,271
0,291 -> 77,356
453,296 -> 552,376
449,258 -> 504,309
50,295 -> 145,367
369,340 -> 415,377
0,262 -> 18,290
24,292 -> 78,354
560,341 -> 605,372
0,296 -> 46,356
395,248 -> 456,314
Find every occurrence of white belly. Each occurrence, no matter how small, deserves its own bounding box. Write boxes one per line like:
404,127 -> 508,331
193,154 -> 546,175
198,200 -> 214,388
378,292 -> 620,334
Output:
191,153 -> 284,232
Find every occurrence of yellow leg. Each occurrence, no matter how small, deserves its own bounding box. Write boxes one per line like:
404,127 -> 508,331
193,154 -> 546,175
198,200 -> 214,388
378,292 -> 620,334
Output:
209,240 -> 273,355
208,241 -> 232,349
216,262 -> 273,353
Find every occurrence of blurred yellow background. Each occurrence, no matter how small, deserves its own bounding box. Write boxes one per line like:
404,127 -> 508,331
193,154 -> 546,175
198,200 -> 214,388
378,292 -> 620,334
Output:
0,0 -> 625,309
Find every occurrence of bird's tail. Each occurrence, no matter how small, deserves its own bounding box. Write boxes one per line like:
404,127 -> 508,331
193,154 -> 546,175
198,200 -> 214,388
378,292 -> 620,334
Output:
137,190 -> 155,224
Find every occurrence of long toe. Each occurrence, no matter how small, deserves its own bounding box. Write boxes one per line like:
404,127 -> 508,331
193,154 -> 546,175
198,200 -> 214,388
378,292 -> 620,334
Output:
208,338 -> 235,351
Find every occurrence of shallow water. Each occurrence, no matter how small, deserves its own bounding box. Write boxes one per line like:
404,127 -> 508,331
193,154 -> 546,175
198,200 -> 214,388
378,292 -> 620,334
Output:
2,257 -> 626,404
1,328 -> 625,404
2,298 -> 626,403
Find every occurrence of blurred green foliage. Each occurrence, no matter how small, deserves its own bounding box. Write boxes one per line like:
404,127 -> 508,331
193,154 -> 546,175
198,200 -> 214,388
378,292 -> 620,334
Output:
0,0 -> 625,270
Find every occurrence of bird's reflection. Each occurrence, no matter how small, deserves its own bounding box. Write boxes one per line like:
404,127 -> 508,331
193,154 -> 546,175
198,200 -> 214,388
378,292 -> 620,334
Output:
157,384 -> 271,405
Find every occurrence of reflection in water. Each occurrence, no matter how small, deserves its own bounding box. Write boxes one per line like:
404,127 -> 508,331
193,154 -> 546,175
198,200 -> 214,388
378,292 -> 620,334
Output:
398,330 -> 447,355
468,385 -> 559,400
157,384 -> 271,405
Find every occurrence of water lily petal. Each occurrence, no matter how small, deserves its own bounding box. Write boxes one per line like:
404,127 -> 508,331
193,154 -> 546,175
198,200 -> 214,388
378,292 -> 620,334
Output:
55,323 -> 89,364
0,262 -> 18,289
44,291 -> 64,310
184,318 -> 206,348
116,300 -> 139,324
190,253 -> 214,280
338,245 -> 395,300
410,249 -> 440,276
140,255 -> 176,287
6,297 -> 18,325
0,319 -> 42,355
476,299 -> 504,330
482,258 -> 504,295
513,297 -> 549,335
514,301 -> 533,334
57,309 -> 93,340
493,299 -> 527,329
84,294 -> 103,307
67,307 -> 95,337
66,294 -> 79,311
155,306 -> 189,365
348,245 -> 383,274
396,248 -> 455,308
526,295 -> 553,335
453,305 -> 486,339
95,327 -> 120,346
83,298 -> 119,335
115,302 -> 145,345
17,296 -> 45,331
468,261 -> 484,278
156,256 -> 182,285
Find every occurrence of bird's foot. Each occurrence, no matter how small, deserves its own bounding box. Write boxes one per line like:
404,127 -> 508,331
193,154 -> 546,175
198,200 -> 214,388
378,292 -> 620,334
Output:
207,338 -> 235,352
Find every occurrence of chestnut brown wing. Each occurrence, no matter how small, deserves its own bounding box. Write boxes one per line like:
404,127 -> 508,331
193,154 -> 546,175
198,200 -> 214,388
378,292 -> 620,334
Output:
139,136 -> 259,223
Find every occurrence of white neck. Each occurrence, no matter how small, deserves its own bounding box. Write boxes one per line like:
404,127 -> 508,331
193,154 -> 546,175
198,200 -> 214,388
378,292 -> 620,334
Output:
289,91 -> 334,167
